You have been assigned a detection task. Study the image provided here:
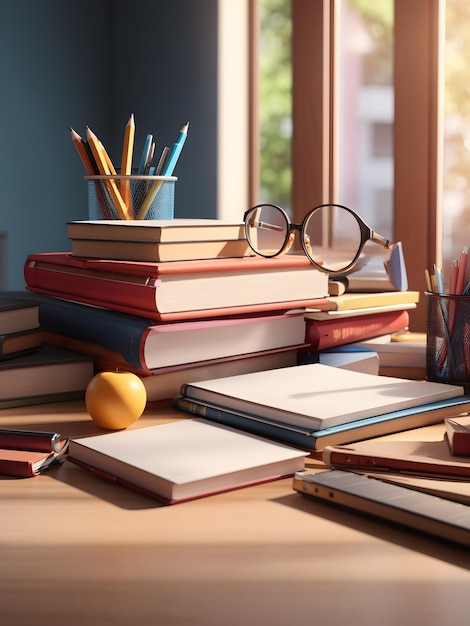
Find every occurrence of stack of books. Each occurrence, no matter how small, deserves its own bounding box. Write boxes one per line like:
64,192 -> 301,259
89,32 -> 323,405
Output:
174,362 -> 470,454
0,428 -> 69,477
0,294 -> 94,409
23,218 -> 331,402
0,295 -> 41,360
347,332 -> 427,379
300,290 -> 421,373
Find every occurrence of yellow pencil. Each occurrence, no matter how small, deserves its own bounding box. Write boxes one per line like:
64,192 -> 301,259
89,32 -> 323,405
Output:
86,126 -> 132,220
424,268 -> 432,292
135,178 -> 164,219
120,113 -> 135,211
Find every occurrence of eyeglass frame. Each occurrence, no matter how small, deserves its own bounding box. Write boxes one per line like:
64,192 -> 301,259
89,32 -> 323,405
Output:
243,202 -> 391,275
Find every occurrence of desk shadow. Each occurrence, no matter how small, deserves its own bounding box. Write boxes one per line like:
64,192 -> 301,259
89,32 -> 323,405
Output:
50,459 -> 165,511
274,491 -> 470,571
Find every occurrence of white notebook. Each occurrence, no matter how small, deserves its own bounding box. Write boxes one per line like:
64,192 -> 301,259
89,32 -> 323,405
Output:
180,363 -> 464,431
68,419 -> 306,504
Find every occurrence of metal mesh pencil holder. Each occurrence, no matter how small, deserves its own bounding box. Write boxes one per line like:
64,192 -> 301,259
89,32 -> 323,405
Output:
86,175 -> 177,220
426,291 -> 470,386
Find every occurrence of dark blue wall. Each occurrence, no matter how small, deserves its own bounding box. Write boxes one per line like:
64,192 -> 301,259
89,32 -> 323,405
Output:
0,0 -> 218,289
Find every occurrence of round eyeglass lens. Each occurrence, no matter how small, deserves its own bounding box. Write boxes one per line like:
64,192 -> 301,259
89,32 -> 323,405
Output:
245,205 -> 289,257
303,204 -> 362,273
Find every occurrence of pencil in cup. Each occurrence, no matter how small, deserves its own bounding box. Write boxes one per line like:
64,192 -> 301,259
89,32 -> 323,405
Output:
85,175 -> 177,220
425,291 -> 470,384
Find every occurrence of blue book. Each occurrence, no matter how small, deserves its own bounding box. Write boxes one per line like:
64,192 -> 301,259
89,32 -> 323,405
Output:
173,395 -> 470,452
35,294 -> 307,374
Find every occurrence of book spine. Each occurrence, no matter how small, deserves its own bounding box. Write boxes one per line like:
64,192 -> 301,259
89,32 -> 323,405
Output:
323,448 -> 469,478
305,310 -> 410,351
173,396 -> 317,451
24,263 -> 161,319
37,298 -> 150,370
0,430 -> 60,453
0,459 -> 37,478
0,391 -> 85,410
450,435 -> 470,456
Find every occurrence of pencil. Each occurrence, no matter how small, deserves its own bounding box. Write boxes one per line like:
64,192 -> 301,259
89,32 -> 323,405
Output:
135,179 -> 164,220
161,122 -> 189,176
86,126 -> 132,220
101,141 -> 117,175
456,246 -> 468,295
138,133 -> 154,175
155,146 -> 170,175
70,127 -> 96,174
424,268 -> 432,292
144,140 -> 156,174
120,113 -> 135,212
450,260 -> 459,294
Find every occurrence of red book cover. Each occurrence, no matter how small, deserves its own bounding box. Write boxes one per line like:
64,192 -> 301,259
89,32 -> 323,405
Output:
24,252 -> 329,320
305,309 -> 410,351
0,449 -> 61,477
445,416 -> 470,456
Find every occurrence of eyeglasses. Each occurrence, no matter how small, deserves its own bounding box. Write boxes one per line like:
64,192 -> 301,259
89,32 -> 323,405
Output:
243,203 -> 391,274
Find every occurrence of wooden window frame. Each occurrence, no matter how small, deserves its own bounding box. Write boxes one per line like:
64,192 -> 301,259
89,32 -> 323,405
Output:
250,0 -> 445,331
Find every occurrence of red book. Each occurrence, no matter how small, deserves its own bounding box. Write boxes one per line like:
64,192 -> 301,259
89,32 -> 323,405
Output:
304,309 -> 410,351
445,416 -> 470,456
24,252 -> 329,321
0,448 -> 65,478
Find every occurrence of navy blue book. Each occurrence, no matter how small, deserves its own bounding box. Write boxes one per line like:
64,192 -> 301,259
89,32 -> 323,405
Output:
173,395 -> 470,453
34,294 -> 307,374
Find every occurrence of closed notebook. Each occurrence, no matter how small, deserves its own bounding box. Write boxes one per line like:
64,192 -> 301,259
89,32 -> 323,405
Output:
174,395 -> 470,453
68,419 -> 306,504
0,446 -> 68,478
322,436 -> 470,478
180,363 -> 464,431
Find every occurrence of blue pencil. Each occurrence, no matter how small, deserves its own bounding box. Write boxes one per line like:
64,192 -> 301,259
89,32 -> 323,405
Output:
137,133 -> 154,175
161,122 -> 189,176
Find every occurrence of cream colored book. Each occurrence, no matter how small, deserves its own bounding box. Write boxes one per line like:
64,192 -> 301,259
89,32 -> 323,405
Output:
70,237 -> 251,262
67,219 -> 246,243
68,419 -> 306,505
180,363 -> 464,431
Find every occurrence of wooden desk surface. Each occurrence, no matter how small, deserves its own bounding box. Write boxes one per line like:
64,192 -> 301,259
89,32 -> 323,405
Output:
1,400 -> 470,626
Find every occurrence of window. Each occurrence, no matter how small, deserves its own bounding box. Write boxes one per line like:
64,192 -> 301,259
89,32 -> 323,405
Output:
443,0 -> 470,282
254,0 -> 446,331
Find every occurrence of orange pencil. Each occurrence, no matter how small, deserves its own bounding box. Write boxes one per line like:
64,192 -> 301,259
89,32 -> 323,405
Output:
70,127 -> 96,175
86,126 -> 132,220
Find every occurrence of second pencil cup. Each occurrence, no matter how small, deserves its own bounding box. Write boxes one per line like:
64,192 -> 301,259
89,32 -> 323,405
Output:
86,175 -> 177,220
426,291 -> 470,386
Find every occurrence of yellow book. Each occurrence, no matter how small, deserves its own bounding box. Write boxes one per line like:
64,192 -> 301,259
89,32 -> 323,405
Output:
306,290 -> 420,312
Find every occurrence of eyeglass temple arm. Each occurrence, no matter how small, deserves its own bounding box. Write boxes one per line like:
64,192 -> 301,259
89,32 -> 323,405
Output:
248,219 -> 284,233
370,230 -> 391,249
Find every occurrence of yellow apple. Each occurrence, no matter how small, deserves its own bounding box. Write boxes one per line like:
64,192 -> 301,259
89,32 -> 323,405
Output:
85,370 -> 147,430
